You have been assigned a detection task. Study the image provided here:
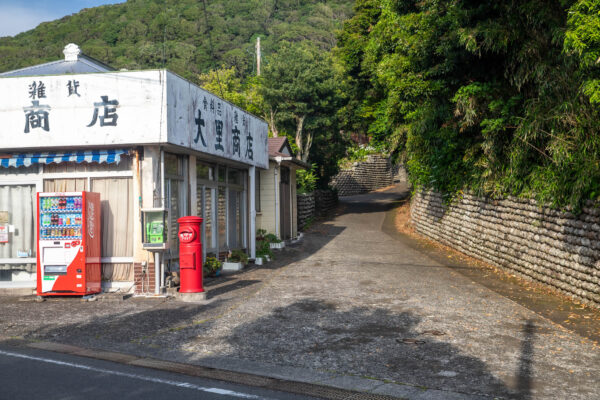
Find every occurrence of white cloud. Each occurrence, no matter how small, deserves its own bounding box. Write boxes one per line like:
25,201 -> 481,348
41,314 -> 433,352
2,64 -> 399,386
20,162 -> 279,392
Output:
0,5 -> 62,37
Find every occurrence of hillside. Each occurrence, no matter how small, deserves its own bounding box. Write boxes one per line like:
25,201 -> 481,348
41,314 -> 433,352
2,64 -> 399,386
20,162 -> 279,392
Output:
0,0 -> 352,82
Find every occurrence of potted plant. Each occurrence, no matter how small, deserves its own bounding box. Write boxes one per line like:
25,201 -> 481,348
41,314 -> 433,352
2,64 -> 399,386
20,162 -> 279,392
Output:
222,249 -> 248,272
265,233 -> 285,249
255,239 -> 273,264
203,256 -> 222,277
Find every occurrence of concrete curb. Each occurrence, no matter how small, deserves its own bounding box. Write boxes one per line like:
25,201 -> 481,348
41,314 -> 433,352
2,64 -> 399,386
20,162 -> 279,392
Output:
16,340 -> 490,400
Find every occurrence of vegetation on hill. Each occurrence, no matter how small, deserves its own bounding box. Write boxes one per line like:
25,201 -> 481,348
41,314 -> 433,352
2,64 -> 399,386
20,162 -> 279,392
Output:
0,0 -> 352,83
336,0 -> 600,209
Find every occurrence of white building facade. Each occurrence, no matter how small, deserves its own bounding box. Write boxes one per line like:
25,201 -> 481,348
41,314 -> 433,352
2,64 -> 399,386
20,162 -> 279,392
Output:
0,46 -> 268,294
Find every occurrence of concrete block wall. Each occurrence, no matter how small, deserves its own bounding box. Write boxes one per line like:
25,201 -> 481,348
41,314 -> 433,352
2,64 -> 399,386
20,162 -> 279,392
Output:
331,155 -> 393,196
411,190 -> 600,307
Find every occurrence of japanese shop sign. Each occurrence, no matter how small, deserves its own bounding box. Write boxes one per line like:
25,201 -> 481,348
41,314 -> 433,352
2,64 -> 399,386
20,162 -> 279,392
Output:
0,70 -> 268,168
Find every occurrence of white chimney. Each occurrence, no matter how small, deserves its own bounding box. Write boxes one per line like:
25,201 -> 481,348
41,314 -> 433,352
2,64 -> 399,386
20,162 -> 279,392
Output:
63,43 -> 81,62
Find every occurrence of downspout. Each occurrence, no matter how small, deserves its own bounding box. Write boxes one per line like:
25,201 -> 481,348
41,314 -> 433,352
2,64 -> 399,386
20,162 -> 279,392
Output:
157,148 -> 165,295
249,166 -> 256,259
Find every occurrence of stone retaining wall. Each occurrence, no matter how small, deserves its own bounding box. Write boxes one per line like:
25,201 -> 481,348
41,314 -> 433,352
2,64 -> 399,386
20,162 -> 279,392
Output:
297,192 -> 315,230
331,154 -> 393,196
315,189 -> 338,216
411,190 -> 600,307
296,189 -> 338,231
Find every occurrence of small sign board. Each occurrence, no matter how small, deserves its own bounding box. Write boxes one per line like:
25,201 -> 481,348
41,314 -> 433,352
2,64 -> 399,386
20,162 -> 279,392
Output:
0,211 -> 8,224
0,225 -> 8,243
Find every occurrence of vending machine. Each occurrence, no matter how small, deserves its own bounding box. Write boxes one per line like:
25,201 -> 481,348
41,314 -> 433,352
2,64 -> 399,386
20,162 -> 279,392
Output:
36,191 -> 101,296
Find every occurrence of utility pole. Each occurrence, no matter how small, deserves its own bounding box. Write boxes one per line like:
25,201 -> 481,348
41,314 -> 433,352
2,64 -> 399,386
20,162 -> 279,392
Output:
256,37 -> 261,76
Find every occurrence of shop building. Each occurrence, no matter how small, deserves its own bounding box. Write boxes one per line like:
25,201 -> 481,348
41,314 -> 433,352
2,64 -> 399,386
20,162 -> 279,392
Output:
0,44 -> 268,294
256,137 -> 307,241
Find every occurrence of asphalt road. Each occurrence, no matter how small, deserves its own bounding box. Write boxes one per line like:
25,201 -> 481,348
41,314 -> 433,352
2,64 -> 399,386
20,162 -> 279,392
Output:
0,344 -> 318,400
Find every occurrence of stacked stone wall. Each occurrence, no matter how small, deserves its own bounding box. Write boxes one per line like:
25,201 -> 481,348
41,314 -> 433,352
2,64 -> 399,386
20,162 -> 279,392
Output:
411,190 -> 600,307
296,189 -> 338,231
297,193 -> 315,230
315,189 -> 338,216
331,155 -> 393,196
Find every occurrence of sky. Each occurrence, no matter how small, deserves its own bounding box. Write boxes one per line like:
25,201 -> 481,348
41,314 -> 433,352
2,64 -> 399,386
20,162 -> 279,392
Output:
0,0 -> 124,37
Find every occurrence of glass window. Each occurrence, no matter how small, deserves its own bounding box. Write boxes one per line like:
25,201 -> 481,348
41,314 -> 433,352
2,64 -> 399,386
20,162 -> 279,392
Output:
0,185 -> 36,282
196,163 -> 213,181
44,179 -> 87,192
205,188 -> 214,248
165,153 -> 182,176
218,187 -> 226,247
218,166 -> 226,183
91,178 -> 134,282
228,169 -> 240,185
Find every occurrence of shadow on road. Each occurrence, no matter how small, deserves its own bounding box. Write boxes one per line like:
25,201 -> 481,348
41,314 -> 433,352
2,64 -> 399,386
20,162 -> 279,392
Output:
201,298 -> 530,399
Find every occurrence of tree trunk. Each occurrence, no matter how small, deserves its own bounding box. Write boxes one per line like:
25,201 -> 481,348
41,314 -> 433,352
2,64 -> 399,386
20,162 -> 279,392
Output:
269,108 -> 279,137
302,131 -> 313,163
294,115 -> 305,160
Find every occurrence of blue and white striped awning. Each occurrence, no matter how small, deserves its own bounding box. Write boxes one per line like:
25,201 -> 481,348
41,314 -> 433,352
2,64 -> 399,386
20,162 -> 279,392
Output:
0,149 -> 129,168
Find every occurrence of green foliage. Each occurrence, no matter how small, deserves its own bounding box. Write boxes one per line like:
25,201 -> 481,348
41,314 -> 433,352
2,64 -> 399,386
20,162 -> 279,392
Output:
296,164 -> 318,194
256,239 -> 273,258
198,66 -> 265,116
263,233 -> 281,244
203,256 -> 222,275
337,145 -> 379,169
227,249 -> 248,264
336,0 -> 600,210
260,41 -> 343,163
0,0 -> 352,84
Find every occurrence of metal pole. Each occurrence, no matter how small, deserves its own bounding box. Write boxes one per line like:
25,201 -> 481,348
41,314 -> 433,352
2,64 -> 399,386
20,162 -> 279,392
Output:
256,37 -> 261,76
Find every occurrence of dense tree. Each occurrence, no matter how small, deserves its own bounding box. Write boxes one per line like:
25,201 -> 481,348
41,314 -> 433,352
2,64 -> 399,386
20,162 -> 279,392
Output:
0,0 -> 352,84
260,42 -> 342,163
337,0 -> 600,209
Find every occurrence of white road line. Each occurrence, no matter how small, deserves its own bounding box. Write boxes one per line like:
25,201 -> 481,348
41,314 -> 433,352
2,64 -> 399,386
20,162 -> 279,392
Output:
0,349 -> 271,399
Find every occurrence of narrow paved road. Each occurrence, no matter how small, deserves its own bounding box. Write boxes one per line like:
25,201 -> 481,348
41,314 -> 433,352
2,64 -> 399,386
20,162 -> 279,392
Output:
1,185 -> 599,400
0,344 -> 318,400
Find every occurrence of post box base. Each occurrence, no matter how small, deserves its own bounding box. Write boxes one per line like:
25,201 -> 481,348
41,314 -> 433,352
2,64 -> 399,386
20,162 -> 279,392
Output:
177,291 -> 207,302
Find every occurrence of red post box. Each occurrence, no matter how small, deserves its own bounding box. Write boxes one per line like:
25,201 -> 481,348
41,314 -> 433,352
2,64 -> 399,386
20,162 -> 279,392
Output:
178,216 -> 203,293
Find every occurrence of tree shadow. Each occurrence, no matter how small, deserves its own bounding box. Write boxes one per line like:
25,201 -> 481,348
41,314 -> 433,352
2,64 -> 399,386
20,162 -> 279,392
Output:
199,299 -> 528,399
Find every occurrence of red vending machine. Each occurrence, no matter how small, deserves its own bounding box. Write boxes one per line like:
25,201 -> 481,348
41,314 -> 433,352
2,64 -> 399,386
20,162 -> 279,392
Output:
36,191 -> 101,296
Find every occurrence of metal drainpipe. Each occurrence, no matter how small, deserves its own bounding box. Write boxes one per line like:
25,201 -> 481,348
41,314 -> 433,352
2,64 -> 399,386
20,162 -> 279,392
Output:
156,149 -> 165,295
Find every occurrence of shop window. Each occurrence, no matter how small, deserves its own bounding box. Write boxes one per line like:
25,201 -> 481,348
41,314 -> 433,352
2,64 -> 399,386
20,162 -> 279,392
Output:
218,166 -> 226,183
43,156 -> 131,173
218,186 -> 226,248
196,163 -> 213,181
204,188 -> 214,249
228,169 -> 241,185
164,153 -> 182,176
0,185 -> 36,282
44,179 -> 87,192
165,153 -> 186,254
91,178 -> 134,281
228,188 -> 245,248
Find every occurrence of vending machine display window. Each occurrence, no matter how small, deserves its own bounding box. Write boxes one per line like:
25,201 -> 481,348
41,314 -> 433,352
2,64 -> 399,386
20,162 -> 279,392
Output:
36,191 -> 101,296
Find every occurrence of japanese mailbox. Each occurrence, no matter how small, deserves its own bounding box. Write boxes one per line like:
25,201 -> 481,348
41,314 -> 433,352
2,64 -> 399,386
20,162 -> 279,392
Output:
178,216 -> 204,293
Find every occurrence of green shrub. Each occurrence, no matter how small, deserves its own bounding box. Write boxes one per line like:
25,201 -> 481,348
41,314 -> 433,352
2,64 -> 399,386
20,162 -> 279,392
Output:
228,249 -> 248,264
264,233 -> 282,243
256,239 -> 273,258
297,165 -> 317,194
203,256 -> 221,275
